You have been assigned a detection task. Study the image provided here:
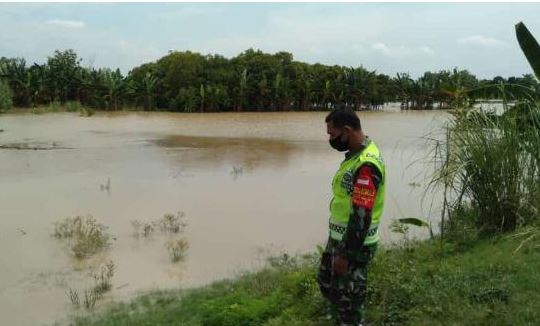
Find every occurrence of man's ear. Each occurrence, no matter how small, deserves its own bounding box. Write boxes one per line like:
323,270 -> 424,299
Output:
343,126 -> 353,136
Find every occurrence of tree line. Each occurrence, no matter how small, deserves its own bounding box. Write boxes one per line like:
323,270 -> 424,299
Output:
1,48 -> 539,112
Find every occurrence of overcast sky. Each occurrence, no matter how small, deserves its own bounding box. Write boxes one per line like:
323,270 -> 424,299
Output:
1,2 -> 539,79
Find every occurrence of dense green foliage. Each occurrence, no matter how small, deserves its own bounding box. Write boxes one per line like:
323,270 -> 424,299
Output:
1,49 -> 538,113
0,79 -> 13,112
74,233 -> 540,326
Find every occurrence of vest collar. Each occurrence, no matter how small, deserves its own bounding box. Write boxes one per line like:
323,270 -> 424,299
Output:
344,137 -> 371,161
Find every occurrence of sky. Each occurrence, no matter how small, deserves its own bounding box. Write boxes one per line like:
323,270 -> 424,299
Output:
1,2 -> 540,79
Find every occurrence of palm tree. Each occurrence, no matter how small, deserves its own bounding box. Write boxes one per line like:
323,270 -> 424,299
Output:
442,68 -> 477,109
1,58 -> 31,106
27,64 -> 50,107
322,80 -> 332,110
131,72 -> 158,110
395,73 -> 413,110
102,69 -> 129,110
351,67 -> 376,110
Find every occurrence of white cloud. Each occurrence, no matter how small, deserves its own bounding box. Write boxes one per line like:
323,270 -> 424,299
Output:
371,43 -> 434,57
372,43 -> 390,54
420,46 -> 435,56
46,19 -> 85,29
457,35 -> 505,47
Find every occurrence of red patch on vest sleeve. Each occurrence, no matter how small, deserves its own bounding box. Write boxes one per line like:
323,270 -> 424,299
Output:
352,166 -> 376,210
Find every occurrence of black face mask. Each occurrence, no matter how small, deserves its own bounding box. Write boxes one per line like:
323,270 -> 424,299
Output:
329,132 -> 349,152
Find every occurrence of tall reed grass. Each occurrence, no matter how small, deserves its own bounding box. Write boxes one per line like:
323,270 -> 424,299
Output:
429,96 -> 540,238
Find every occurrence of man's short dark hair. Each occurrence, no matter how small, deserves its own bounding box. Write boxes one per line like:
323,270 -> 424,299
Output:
325,107 -> 361,130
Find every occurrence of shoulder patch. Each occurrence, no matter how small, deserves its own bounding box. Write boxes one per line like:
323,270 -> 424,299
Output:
352,166 -> 377,209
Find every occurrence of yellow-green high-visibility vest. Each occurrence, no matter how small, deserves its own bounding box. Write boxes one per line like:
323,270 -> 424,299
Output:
329,139 -> 386,246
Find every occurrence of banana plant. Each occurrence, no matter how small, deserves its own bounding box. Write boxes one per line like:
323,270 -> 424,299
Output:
102,68 -> 128,110
131,72 -> 158,110
516,21 -> 540,81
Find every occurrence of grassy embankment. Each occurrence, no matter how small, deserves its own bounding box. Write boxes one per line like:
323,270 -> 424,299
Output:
74,232 -> 540,326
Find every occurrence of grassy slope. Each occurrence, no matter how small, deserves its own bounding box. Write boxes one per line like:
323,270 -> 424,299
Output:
75,234 -> 540,326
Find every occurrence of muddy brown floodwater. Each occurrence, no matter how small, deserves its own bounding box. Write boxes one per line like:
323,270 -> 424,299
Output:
0,108 -> 448,325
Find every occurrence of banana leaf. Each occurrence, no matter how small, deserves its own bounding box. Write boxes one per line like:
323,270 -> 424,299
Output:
516,22 -> 540,81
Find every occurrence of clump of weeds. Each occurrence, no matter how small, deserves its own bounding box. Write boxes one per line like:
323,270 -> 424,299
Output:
166,238 -> 189,263
159,211 -> 187,234
132,211 -> 187,238
53,215 -> 111,259
67,287 -> 80,307
79,106 -> 94,117
83,289 -> 99,309
131,212 -> 189,263
66,260 -> 115,310
131,220 -> 155,238
92,260 -> 115,295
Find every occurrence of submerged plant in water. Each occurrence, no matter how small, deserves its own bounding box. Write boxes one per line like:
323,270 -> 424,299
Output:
83,289 -> 99,310
67,287 -> 80,307
92,260 -> 115,295
53,215 -> 111,259
166,238 -> 189,263
131,220 -> 156,238
159,211 -> 187,234
65,260 -> 115,310
131,212 -> 189,262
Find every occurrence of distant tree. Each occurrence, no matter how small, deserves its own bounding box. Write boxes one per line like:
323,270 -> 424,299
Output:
0,79 -> 13,112
46,49 -> 82,103
1,48 -> 535,112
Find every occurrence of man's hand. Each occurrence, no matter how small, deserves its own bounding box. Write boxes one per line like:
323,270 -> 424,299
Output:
332,255 -> 349,276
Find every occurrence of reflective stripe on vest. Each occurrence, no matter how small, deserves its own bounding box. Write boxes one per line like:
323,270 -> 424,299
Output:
328,139 -> 386,246
329,221 -> 379,243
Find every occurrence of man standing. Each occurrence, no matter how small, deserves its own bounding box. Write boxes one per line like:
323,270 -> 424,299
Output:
318,108 -> 386,326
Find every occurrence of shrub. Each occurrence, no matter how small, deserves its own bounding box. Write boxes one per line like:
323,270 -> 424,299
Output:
53,215 -> 111,259
431,105 -> 540,236
166,238 -> 189,262
65,100 -> 83,112
79,106 -> 94,117
159,211 -> 187,234
92,260 -> 115,295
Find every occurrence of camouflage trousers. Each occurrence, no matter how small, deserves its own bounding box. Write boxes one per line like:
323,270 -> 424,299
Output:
317,238 -> 377,326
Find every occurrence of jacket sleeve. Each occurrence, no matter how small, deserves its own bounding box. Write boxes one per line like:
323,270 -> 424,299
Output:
334,163 -> 382,258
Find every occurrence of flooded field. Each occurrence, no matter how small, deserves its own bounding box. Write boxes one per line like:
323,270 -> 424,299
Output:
0,109 -> 448,325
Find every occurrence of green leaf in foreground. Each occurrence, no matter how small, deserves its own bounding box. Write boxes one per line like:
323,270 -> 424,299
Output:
516,21 -> 540,81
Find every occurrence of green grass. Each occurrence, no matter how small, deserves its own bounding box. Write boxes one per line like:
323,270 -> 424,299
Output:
74,231 -> 540,326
